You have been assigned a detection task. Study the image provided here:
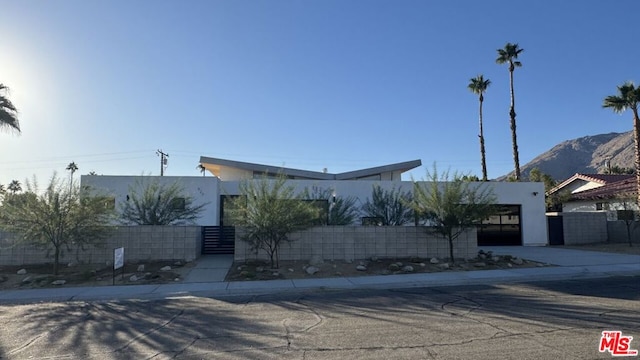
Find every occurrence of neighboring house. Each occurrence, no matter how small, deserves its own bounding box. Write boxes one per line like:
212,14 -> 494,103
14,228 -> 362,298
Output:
81,157 -> 547,247
548,173 -> 638,216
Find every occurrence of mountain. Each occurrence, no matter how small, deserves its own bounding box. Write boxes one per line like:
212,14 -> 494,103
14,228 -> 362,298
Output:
500,131 -> 634,181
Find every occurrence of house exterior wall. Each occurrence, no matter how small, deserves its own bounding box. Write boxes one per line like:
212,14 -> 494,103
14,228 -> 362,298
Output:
81,175 -> 220,226
234,226 -> 477,262
222,180 -> 547,246
80,175 -> 546,246
0,226 -> 202,266
563,200 -> 639,214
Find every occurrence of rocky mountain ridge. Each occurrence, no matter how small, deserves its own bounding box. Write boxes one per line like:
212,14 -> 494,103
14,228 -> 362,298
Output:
502,131 -> 634,181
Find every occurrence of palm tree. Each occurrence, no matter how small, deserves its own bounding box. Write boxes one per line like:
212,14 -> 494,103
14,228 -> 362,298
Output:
196,164 -> 206,177
66,161 -> 79,190
8,180 -> 21,194
0,83 -> 20,133
603,81 -> 640,204
468,75 -> 491,181
496,42 -> 524,181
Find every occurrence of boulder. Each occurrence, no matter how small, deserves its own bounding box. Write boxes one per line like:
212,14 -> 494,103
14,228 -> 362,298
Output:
288,268 -> 295,273
388,263 -> 400,271
356,265 -> 367,271
309,255 -> 324,266
429,258 -> 439,264
306,266 -> 320,275
160,266 -> 172,271
129,275 -> 139,282
17,269 -> 27,275
511,257 -> 524,265
21,276 -> 32,284
51,280 -> 66,286
438,263 -> 450,270
402,265 -> 414,273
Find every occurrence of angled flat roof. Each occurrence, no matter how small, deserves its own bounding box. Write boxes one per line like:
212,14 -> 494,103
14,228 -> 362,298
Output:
199,156 -> 422,180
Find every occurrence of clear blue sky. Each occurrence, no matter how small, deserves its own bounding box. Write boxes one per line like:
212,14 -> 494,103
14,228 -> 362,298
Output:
1,0 -> 638,186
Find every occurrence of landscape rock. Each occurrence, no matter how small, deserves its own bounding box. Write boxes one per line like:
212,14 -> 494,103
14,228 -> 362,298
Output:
288,268 -> 294,273
137,264 -> 145,272
438,263 -> 450,270
174,278 -> 180,282
356,265 -> 367,271
388,263 -> 400,271
370,256 -> 378,262
256,266 -> 265,273
51,280 -> 66,286
160,266 -> 172,271
402,265 -> 414,273
272,272 -> 279,277
419,263 -> 426,267
17,269 -> 27,275
429,258 -> 439,264
174,261 -> 182,266
306,266 -> 320,275
395,262 -> 403,267
474,262 -> 487,268
511,257 -> 524,265
21,276 -> 32,284
67,262 -> 76,268
507,263 -> 513,268
491,256 -> 501,262
129,275 -> 139,282
478,253 -> 487,260
410,257 -> 421,263
239,270 -> 251,277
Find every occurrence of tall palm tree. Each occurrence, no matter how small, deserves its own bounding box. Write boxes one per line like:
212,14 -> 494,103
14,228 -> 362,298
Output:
66,162 -> 79,191
468,75 -> 491,181
496,42 -> 524,181
603,81 -> 640,204
8,179 -> 21,194
0,83 -> 20,133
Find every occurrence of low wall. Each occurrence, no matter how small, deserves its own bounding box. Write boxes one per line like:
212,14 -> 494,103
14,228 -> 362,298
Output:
0,226 -> 202,266
607,221 -> 640,244
234,226 -> 477,263
562,212 -> 608,245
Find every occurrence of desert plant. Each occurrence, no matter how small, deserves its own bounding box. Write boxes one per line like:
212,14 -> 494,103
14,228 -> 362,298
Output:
362,185 -> 413,226
0,174 -> 116,275
412,165 -> 497,263
120,178 -> 206,225
229,174 -> 320,268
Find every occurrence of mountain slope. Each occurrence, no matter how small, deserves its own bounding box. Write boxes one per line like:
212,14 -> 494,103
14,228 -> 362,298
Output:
501,131 -> 634,181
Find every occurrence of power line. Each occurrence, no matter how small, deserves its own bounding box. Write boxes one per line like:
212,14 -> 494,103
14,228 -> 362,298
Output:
156,149 -> 169,176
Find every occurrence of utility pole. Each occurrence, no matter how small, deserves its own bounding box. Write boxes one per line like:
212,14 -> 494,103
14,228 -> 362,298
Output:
156,149 -> 169,176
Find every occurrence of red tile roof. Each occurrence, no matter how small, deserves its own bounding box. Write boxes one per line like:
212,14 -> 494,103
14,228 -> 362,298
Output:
571,177 -> 637,200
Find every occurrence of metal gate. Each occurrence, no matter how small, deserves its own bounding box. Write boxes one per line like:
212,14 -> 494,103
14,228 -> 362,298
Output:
201,226 -> 235,255
547,216 -> 564,245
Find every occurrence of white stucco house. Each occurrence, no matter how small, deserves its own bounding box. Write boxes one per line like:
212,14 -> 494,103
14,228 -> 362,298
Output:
547,173 -> 638,218
81,157 -> 548,248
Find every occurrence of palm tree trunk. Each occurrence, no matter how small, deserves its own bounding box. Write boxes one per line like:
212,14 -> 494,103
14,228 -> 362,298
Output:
509,65 -> 521,181
633,108 -> 640,205
479,96 -> 488,181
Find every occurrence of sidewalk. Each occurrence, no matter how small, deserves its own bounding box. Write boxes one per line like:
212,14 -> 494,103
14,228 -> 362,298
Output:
0,247 -> 638,304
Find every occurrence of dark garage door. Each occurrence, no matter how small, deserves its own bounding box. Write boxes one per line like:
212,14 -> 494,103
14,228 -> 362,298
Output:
477,205 -> 522,246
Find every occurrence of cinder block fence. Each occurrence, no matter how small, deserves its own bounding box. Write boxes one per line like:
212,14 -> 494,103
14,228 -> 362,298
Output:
0,226 -> 202,266
234,226 -> 477,263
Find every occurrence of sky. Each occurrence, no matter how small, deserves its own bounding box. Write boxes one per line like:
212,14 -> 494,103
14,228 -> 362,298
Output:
1,0 -> 639,187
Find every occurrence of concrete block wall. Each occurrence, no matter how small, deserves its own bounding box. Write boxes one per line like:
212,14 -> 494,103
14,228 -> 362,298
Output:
562,212 -> 608,245
234,226 -> 477,263
607,221 -> 640,244
0,226 -> 202,266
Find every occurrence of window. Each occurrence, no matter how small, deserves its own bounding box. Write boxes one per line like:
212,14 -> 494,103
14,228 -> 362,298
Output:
171,197 -> 186,211
596,202 -> 609,211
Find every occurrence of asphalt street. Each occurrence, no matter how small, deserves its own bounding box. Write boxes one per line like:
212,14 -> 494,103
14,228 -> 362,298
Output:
0,276 -> 638,359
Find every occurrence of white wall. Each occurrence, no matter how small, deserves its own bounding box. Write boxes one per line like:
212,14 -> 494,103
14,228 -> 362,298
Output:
81,175 -> 220,226
82,175 -> 547,246
221,180 -> 548,246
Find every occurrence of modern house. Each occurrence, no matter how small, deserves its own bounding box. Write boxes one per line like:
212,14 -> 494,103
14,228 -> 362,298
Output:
81,157 -> 548,250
